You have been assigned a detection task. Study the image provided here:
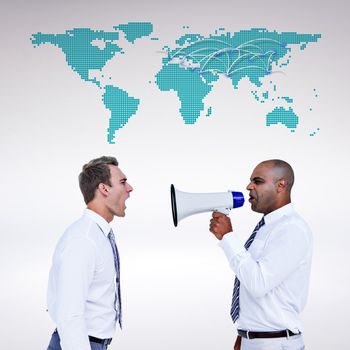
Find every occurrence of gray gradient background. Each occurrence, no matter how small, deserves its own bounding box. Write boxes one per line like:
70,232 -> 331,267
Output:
1,0 -> 349,348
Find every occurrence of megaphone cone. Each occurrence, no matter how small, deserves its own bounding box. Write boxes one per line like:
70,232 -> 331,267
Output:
170,184 -> 244,227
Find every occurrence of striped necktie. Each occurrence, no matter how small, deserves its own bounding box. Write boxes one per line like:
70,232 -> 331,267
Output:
230,217 -> 265,323
108,229 -> 122,328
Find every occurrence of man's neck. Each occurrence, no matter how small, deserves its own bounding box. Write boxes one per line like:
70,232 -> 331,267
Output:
87,202 -> 113,223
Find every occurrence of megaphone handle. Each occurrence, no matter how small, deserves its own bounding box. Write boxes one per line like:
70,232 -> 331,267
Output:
214,207 -> 230,215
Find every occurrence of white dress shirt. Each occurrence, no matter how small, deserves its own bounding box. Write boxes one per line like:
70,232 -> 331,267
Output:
218,203 -> 313,333
47,209 -> 117,350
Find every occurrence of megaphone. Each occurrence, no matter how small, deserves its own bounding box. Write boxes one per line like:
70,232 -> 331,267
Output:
170,184 -> 244,227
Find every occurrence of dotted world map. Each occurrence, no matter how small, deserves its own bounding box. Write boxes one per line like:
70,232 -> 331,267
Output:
31,23 -> 321,143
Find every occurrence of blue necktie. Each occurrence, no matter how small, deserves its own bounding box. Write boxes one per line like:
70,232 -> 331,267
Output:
108,229 -> 122,328
230,217 -> 265,323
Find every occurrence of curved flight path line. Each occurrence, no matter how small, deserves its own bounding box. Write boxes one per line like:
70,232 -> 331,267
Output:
185,54 -> 227,70
171,47 -> 230,73
170,38 -> 234,58
170,37 -> 283,60
171,46 -> 225,62
166,36 -> 285,78
226,50 -> 277,75
227,65 -> 271,76
236,37 -> 284,49
180,55 -> 226,73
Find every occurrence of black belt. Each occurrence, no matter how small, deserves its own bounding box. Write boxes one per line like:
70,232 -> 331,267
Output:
238,329 -> 300,339
89,335 -> 112,346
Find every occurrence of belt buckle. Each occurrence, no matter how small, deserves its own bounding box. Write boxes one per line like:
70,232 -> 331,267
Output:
102,338 -> 112,347
246,330 -> 250,340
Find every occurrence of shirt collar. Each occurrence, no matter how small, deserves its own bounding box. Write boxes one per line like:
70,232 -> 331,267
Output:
84,208 -> 111,237
263,203 -> 294,226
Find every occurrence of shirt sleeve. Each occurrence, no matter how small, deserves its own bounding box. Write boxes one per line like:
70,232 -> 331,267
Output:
218,222 -> 311,298
55,237 -> 96,350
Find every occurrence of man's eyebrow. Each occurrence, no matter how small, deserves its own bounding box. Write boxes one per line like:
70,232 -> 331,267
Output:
120,177 -> 127,182
251,176 -> 264,182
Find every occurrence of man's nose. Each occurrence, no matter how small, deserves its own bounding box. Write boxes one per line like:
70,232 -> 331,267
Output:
127,183 -> 133,192
246,182 -> 253,191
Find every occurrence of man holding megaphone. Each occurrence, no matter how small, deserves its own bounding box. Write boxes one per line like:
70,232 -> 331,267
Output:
209,159 -> 312,350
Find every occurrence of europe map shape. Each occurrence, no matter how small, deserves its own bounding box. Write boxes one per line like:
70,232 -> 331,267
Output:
31,23 -> 321,143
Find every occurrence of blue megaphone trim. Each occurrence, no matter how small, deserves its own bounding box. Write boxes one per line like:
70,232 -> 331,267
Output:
232,191 -> 244,208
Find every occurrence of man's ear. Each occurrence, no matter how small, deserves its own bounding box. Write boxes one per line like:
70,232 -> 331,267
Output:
97,183 -> 109,197
277,179 -> 288,192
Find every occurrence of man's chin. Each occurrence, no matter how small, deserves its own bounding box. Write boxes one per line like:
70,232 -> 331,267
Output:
250,204 -> 260,213
251,205 -> 266,214
114,210 -> 126,218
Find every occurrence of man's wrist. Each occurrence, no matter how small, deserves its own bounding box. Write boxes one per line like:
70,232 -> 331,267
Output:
218,232 -> 245,261
218,230 -> 232,240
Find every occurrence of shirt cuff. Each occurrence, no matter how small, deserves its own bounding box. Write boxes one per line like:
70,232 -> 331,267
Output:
218,232 -> 246,263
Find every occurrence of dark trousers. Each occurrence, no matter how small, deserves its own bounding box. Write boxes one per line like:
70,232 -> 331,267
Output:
47,329 -> 109,350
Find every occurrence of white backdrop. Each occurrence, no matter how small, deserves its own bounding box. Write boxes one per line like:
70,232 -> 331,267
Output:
1,0 -> 349,349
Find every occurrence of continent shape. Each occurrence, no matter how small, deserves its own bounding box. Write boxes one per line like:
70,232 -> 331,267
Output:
115,22 -> 153,43
102,85 -> 140,144
156,64 -> 218,124
31,28 -> 122,86
266,107 -> 298,129
31,22 -> 153,143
